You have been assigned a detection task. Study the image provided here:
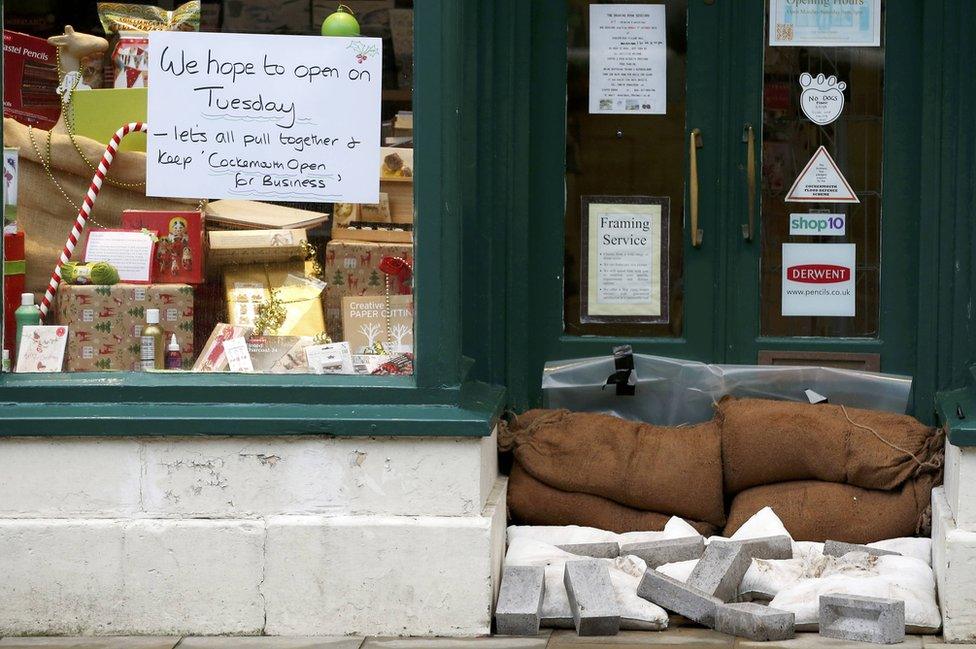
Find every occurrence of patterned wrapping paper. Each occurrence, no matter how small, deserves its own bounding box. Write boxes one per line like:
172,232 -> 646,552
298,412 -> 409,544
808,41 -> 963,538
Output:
54,283 -> 194,371
223,261 -> 326,337
323,240 -> 412,342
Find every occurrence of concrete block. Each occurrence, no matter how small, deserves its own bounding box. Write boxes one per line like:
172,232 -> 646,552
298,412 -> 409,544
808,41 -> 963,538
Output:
556,542 -> 620,558
932,485 -> 976,642
619,536 -> 704,568
637,568 -> 723,626
945,442 -> 976,532
687,541 -> 751,602
712,535 -> 794,561
714,602 -> 795,641
142,432 -> 498,518
563,560 -> 620,636
117,519 -> 266,635
495,565 -> 545,635
819,594 -> 906,644
824,540 -> 901,558
0,438 -> 142,516
263,477 -> 508,636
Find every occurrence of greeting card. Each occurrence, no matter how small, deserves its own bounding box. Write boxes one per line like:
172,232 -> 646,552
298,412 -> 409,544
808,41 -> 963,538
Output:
15,325 -> 68,373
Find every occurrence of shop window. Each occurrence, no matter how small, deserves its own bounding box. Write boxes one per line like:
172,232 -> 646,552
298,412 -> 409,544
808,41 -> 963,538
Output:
2,0 -> 416,376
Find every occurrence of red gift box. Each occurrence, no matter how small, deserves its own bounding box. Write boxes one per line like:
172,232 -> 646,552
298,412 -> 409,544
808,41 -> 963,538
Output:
3,231 -> 26,355
121,210 -> 205,285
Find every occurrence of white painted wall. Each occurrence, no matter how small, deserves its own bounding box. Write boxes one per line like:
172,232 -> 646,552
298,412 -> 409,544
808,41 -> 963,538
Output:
0,432 -> 505,637
944,443 -> 976,532
932,486 -> 976,643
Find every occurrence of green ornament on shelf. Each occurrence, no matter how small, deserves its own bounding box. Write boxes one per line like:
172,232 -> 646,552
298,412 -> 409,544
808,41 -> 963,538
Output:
321,4 -> 360,37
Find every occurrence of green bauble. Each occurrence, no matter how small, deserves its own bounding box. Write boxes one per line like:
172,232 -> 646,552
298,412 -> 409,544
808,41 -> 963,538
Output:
321,4 -> 360,36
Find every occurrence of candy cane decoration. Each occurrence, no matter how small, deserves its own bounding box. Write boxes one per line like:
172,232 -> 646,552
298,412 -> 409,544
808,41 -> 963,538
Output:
40,122 -> 147,319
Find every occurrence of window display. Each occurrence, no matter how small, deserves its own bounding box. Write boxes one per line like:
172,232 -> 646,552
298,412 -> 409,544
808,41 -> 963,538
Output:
2,0 -> 416,375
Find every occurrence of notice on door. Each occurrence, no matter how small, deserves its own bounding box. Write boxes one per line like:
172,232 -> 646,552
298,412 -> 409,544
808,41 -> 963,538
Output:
588,4 -> 667,115
786,146 -> 859,203
581,196 -> 669,323
146,31 -> 382,204
769,0 -> 882,48
782,243 -> 855,317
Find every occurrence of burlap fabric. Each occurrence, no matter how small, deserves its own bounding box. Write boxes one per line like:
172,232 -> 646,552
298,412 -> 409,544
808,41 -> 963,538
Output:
4,118 -> 198,295
724,476 -> 938,543
717,397 -> 943,495
502,409 -> 726,527
507,462 -> 718,537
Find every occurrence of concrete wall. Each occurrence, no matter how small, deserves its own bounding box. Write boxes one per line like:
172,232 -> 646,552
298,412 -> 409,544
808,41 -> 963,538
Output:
0,432 -> 505,637
933,443 -> 976,643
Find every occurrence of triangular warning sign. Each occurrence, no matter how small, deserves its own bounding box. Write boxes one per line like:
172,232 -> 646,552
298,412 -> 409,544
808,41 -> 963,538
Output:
785,146 -> 859,203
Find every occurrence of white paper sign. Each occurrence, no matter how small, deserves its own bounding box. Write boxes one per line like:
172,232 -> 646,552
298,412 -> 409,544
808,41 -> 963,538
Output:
221,335 -> 254,372
769,0 -> 882,47
799,73 -> 846,125
786,146 -> 859,203
305,341 -> 354,374
782,243 -> 855,317
589,4 -> 667,115
146,31 -> 382,203
83,229 -> 156,282
790,212 -> 846,236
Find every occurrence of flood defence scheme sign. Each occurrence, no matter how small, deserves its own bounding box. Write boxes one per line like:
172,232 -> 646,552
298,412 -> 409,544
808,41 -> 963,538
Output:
782,243 -> 855,317
786,146 -> 858,203
146,31 -> 382,204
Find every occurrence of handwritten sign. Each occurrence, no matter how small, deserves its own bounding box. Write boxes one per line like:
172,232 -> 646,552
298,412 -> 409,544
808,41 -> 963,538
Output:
146,32 -> 382,203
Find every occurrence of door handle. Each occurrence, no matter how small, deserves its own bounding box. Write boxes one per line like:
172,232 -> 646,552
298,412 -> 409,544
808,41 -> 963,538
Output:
689,128 -> 703,248
742,124 -> 756,241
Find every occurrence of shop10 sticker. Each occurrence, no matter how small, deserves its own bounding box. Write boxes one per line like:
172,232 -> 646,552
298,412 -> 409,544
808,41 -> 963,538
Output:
799,73 -> 846,126
790,213 -> 846,236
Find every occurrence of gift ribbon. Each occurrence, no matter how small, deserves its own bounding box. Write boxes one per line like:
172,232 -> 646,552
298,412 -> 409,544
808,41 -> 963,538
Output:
3,260 -> 25,276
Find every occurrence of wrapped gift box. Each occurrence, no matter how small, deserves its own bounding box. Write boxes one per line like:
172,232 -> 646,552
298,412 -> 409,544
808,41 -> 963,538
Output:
2,231 -> 25,355
209,228 -> 308,267
223,261 -> 326,337
323,240 -> 412,342
54,283 -> 194,371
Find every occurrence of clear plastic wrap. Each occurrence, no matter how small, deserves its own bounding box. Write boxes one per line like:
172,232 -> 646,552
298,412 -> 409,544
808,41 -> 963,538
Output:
542,353 -> 912,425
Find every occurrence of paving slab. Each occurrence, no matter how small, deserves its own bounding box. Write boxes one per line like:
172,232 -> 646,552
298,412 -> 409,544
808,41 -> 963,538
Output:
619,537 -> 704,569
0,640 -> 179,649
564,561 -> 620,636
637,569 -> 723,627
714,603 -> 794,641
495,565 -> 546,636
710,536 -> 793,561
734,632 -> 924,648
557,543 -> 620,559
687,543 -> 751,603
361,637 -> 549,648
921,637 -> 976,648
819,594 -> 905,644
547,628 -> 734,647
178,638 -> 365,648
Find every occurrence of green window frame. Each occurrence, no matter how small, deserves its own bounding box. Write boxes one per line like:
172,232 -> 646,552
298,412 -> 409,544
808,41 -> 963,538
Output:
0,0 -> 504,437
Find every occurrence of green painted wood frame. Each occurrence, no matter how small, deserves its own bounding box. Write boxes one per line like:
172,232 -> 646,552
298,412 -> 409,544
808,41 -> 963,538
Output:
479,0 -> 975,422
0,0 -> 506,436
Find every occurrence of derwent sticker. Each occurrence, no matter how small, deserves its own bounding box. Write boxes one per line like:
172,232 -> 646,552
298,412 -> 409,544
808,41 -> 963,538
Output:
781,243 -> 855,317
786,146 -> 859,203
799,73 -> 846,126
790,213 -> 846,236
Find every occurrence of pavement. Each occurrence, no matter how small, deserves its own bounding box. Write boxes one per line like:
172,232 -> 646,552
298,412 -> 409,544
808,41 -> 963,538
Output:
0,632 -> 970,649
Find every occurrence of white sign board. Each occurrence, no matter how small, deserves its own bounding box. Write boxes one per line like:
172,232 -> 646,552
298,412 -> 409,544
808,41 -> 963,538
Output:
799,73 -> 846,125
782,243 -> 855,317
790,213 -> 846,236
786,146 -> 859,203
769,0 -> 882,47
589,4 -> 667,115
146,32 -> 382,204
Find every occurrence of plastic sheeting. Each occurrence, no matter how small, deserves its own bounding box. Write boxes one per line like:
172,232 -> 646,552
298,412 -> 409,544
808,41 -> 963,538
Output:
542,354 -> 913,425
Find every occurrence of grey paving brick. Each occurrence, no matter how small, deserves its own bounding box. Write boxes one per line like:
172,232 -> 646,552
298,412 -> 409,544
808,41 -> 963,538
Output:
687,542 -> 751,603
823,540 -> 902,559
178,639 -> 364,648
819,594 -> 906,644
619,536 -> 704,568
495,565 -> 546,636
564,560 -> 621,636
713,602 -> 795,641
710,535 -> 793,561
0,639 -> 179,649
557,542 -> 620,559
636,568 -> 723,627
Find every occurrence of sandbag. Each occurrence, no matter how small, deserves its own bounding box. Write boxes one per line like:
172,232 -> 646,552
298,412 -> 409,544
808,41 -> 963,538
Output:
724,477 -> 937,543
505,409 -> 725,526
717,396 -> 943,494
507,462 -> 717,536
3,118 -> 198,295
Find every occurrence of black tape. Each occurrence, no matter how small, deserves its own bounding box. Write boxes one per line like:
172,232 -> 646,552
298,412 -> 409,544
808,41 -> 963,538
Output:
604,344 -> 636,396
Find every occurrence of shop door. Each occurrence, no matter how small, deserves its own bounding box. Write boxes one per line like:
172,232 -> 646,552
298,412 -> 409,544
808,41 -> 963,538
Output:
521,0 -> 922,407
